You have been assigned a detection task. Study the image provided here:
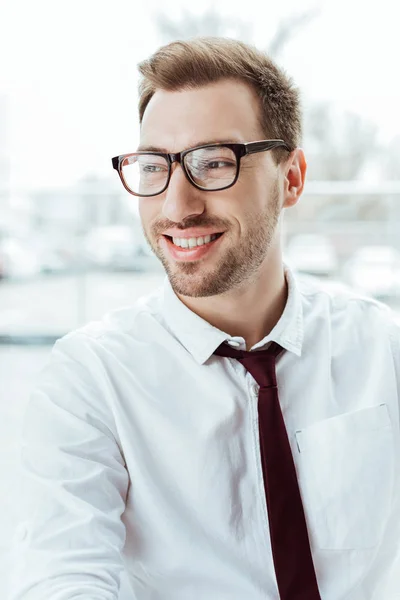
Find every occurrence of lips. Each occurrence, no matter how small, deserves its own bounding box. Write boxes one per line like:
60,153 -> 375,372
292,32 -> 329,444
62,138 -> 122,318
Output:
160,231 -> 225,262
162,230 -> 225,239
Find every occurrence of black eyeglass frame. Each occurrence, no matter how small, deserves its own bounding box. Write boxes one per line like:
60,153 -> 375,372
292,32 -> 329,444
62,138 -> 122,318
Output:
111,139 -> 292,197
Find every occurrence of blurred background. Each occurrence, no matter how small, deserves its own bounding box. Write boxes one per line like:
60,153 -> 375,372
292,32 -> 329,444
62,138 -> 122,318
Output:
1,0 -> 399,597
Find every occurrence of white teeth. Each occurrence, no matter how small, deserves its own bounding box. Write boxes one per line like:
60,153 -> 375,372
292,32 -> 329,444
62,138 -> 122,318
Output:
172,233 -> 219,248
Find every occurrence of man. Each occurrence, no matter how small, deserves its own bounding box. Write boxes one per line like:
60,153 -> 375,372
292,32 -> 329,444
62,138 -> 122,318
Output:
10,37 -> 400,599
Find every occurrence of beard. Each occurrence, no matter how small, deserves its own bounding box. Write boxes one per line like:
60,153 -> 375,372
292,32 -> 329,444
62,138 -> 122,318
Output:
142,183 -> 281,298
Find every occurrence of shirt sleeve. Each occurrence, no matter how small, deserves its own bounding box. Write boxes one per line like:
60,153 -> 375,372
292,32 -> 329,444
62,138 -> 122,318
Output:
8,331 -> 130,600
384,312 -> 400,596
388,313 -> 400,404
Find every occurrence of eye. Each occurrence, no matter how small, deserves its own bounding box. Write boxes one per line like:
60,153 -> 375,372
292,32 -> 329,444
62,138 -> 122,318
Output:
142,164 -> 166,173
207,160 -> 235,169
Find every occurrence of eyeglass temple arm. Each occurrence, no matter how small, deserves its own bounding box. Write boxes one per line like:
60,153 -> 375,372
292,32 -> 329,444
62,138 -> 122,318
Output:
244,140 -> 292,155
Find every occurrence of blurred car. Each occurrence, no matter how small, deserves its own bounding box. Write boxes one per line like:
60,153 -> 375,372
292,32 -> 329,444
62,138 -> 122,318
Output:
82,225 -> 144,271
82,225 -> 162,272
82,226 -> 135,270
342,245 -> 400,300
40,245 -> 80,275
0,238 -> 42,280
284,234 -> 338,277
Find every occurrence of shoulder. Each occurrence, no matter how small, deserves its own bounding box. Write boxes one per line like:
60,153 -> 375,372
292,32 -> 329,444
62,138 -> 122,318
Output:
32,284 -> 165,426
296,273 -> 399,337
52,283 -> 164,364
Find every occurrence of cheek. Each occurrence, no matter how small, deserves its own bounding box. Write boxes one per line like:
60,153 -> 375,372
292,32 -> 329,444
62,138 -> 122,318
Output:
236,178 -> 268,215
138,198 -> 146,220
252,174 -> 280,208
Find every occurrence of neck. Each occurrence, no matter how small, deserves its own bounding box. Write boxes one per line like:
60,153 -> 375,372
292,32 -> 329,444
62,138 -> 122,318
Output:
176,254 -> 288,351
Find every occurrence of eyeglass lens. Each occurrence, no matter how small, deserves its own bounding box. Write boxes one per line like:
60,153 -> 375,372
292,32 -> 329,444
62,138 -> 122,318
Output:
121,146 -> 238,195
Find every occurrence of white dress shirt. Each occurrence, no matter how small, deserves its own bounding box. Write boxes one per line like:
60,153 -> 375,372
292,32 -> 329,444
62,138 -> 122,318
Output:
9,266 -> 400,600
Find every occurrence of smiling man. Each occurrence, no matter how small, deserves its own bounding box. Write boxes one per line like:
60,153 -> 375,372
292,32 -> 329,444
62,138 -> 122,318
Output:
11,38 -> 400,600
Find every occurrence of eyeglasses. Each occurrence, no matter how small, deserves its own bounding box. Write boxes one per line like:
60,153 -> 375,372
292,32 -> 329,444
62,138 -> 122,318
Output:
111,139 -> 291,197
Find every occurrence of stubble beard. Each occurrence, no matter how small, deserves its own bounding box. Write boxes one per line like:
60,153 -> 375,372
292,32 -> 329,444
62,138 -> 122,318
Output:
143,188 -> 281,298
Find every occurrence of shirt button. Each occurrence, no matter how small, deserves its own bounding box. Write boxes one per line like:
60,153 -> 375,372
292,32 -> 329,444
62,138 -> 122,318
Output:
251,383 -> 259,396
228,340 -> 241,347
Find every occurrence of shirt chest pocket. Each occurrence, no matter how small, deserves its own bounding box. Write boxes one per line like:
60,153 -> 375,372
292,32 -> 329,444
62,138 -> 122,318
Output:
295,403 -> 395,550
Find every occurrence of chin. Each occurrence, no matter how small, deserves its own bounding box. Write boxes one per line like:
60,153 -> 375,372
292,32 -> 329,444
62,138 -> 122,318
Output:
166,268 -> 231,298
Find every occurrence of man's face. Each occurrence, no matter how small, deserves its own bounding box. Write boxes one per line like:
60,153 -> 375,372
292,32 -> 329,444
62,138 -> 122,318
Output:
138,79 -> 285,298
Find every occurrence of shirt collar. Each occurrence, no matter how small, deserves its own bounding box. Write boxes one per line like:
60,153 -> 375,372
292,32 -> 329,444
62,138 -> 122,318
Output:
161,264 -> 304,365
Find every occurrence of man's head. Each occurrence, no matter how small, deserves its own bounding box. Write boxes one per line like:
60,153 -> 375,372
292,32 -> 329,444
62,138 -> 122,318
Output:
135,37 -> 306,298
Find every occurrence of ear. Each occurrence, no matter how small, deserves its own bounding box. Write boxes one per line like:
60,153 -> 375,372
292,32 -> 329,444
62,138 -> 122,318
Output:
282,148 -> 307,209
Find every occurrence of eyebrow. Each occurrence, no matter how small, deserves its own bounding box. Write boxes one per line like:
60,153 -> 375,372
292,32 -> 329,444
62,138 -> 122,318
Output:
137,139 -> 244,153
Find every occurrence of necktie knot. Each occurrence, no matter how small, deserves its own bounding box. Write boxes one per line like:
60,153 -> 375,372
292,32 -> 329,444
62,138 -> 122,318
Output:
213,341 -> 284,389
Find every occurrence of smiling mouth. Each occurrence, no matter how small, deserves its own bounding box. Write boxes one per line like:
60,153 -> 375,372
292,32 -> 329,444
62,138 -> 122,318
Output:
163,232 -> 224,249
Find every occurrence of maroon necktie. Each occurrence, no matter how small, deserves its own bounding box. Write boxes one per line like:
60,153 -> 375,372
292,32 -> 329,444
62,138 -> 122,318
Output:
213,341 -> 321,600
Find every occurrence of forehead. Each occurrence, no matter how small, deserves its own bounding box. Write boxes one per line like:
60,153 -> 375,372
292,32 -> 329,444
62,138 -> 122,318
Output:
139,79 -> 263,151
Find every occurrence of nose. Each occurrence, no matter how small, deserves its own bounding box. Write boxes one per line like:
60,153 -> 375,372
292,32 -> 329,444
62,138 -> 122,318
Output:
161,162 -> 205,223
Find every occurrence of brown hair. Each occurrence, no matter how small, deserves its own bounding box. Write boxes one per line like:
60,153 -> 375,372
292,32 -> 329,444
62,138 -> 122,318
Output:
137,36 -> 302,162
